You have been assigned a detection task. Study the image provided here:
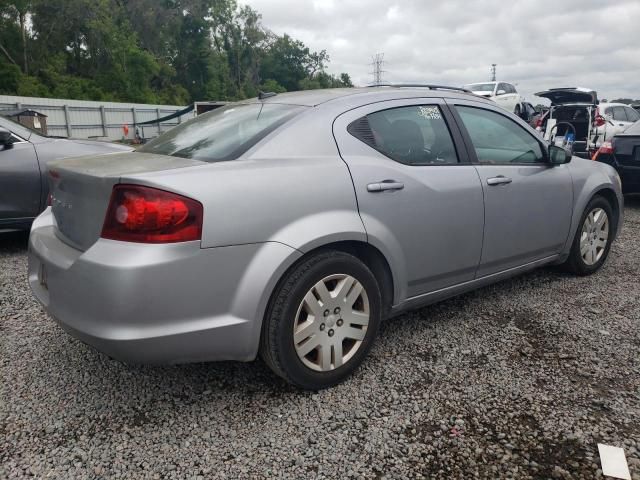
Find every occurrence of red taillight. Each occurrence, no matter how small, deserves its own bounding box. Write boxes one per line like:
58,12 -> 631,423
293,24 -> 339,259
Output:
101,185 -> 203,243
594,108 -> 606,127
592,141 -> 614,160
535,111 -> 548,130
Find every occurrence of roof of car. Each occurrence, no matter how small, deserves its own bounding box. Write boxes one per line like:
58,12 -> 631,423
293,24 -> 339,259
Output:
599,102 -> 633,108
251,86 -> 482,107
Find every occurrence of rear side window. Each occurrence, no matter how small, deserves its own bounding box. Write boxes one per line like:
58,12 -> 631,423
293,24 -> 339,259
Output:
347,105 -> 459,165
624,107 -> 640,122
140,103 -> 305,162
612,106 -> 627,122
456,106 -> 544,164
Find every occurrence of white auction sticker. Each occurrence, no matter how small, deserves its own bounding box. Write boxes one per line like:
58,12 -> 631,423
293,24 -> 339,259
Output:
598,443 -> 631,480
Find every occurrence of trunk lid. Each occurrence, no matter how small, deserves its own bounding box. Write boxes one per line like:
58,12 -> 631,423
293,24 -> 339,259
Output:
48,152 -> 203,250
535,87 -> 598,105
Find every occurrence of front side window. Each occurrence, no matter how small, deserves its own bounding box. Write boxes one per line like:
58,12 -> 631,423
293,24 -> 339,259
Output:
347,105 -> 459,165
456,106 -> 544,164
140,103 -> 305,162
612,106 -> 627,122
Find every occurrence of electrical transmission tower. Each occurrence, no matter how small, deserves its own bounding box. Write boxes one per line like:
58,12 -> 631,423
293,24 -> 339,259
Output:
370,53 -> 386,86
490,64 -> 497,81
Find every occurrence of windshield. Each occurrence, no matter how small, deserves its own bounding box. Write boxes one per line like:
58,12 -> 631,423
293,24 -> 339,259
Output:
140,103 -> 305,162
465,83 -> 495,92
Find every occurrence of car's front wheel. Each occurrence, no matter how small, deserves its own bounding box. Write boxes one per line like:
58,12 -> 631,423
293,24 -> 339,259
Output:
260,250 -> 382,390
562,196 -> 614,275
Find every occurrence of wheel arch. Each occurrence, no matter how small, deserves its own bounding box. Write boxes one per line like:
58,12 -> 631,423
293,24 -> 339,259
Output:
592,187 -> 621,238
561,166 -> 623,260
263,240 -> 396,327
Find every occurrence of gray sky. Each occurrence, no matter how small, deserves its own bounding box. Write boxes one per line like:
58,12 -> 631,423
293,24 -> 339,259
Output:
241,0 -> 640,103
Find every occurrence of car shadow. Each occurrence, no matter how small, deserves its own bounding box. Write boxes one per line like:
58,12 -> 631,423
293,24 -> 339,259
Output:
6,198 -> 635,425
0,230 -> 29,252
624,193 -> 640,209
25,265 -> 567,419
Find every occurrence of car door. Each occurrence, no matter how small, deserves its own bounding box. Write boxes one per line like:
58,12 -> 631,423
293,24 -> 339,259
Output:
493,83 -> 510,111
448,100 -> 573,277
616,142 -> 640,192
333,99 -> 484,301
612,106 -> 633,135
623,107 -> 640,129
613,121 -> 640,192
602,106 -> 630,142
0,132 -> 42,224
495,83 -> 518,113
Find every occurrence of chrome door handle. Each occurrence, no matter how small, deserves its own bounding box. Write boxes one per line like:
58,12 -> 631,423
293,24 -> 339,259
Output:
367,181 -> 405,192
486,176 -> 512,186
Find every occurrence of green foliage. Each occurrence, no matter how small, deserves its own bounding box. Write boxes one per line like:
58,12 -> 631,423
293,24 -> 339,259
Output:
0,0 -> 354,104
0,62 -> 22,94
260,79 -> 287,94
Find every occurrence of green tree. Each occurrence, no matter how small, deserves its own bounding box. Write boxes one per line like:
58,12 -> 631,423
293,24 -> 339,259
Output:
0,0 -> 355,104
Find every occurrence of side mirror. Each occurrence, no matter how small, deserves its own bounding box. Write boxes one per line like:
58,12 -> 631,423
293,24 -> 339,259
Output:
549,145 -> 572,165
496,89 -> 506,95
0,127 -> 13,149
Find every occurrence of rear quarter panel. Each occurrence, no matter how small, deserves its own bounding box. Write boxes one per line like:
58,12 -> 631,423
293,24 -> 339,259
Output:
119,108 -> 366,251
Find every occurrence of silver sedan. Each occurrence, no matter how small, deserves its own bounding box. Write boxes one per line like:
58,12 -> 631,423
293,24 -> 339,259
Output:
28,86 -> 623,389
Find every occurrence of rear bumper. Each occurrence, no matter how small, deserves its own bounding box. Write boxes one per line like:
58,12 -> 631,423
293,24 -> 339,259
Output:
28,209 -> 301,363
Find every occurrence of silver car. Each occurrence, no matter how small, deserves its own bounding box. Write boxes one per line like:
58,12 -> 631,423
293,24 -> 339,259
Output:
0,115 -> 132,232
28,86 -> 623,389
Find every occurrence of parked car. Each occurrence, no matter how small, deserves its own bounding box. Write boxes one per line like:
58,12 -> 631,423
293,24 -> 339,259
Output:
0,115 -> 132,232
519,102 -> 540,127
463,81 -> 525,115
535,88 -> 640,158
28,86 -> 623,389
592,120 -> 640,193
535,87 -> 605,158
530,106 -> 550,130
596,102 -> 640,144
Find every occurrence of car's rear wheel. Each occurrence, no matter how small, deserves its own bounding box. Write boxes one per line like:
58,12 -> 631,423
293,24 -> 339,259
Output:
562,196 -> 614,275
260,250 -> 381,390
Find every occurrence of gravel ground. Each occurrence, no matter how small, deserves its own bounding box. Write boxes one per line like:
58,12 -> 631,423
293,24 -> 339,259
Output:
1,197 -> 639,480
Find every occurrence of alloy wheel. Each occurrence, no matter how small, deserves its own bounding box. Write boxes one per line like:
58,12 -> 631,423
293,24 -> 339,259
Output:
293,274 -> 370,372
580,207 -> 609,266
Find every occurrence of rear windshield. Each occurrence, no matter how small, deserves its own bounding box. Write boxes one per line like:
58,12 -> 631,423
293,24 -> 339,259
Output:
140,103 -> 305,162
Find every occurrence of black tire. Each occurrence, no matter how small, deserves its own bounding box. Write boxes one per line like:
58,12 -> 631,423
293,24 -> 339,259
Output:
562,196 -> 614,275
260,250 -> 382,390
514,104 -> 521,117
